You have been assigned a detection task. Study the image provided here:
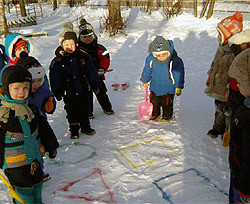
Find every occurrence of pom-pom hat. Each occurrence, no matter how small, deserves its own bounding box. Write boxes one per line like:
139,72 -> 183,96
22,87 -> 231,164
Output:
59,22 -> 77,45
78,18 -> 94,37
217,12 -> 243,46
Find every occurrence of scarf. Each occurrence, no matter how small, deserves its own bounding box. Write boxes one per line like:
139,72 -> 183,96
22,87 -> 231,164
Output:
0,100 -> 35,123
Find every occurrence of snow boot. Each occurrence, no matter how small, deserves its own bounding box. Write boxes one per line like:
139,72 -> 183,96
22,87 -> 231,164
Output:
81,128 -> 96,135
149,115 -> 161,123
103,109 -> 114,115
43,173 -> 51,182
207,129 -> 224,138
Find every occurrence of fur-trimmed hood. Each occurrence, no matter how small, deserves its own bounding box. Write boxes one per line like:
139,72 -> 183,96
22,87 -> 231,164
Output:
228,29 -> 250,46
4,33 -> 33,61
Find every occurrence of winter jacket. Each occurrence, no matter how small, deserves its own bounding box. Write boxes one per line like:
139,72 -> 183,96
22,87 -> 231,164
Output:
140,40 -> 185,96
0,44 -> 8,71
229,97 -> 250,196
29,86 -> 56,116
49,47 -> 99,99
205,44 -> 234,101
78,36 -> 110,80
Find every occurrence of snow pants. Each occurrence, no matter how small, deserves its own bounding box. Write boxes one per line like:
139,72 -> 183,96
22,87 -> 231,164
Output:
212,100 -> 231,134
150,92 -> 174,120
14,182 -> 43,204
229,173 -> 241,204
63,95 -> 91,134
88,80 -> 113,115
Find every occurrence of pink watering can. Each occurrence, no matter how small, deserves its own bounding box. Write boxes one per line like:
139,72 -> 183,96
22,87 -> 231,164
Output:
138,85 -> 153,119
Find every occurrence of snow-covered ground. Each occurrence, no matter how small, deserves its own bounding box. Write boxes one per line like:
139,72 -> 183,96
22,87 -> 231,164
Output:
0,2 -> 249,203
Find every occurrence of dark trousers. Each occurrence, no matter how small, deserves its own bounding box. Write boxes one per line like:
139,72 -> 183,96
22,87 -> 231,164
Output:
64,95 -> 90,134
213,100 -> 231,133
229,173 -> 241,203
150,92 -> 174,120
88,80 -> 112,115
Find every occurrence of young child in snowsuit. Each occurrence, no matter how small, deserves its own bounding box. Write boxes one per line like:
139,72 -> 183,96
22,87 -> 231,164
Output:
49,22 -> 98,139
140,36 -> 185,122
228,47 -> 250,204
0,65 -> 59,203
205,12 -> 243,138
16,52 -> 57,182
1,33 -> 49,89
0,44 -> 8,71
78,19 -> 114,118
227,29 -> 250,116
16,52 -> 56,117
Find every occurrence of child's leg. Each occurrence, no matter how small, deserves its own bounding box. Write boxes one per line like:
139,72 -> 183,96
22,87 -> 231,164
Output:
96,81 -> 113,113
14,187 -> 35,204
212,100 -> 228,133
150,92 -> 161,118
162,94 -> 174,120
33,182 -> 43,203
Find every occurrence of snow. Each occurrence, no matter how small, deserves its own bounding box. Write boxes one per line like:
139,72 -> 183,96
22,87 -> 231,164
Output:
0,2 -> 249,204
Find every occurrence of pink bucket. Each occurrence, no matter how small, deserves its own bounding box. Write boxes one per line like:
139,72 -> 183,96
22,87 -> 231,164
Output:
138,85 -> 153,119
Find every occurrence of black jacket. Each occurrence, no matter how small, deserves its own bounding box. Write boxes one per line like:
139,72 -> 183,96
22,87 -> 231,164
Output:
229,104 -> 250,195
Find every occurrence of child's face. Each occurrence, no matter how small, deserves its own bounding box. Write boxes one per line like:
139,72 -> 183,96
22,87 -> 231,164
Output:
237,83 -> 248,97
80,34 -> 94,44
15,46 -> 28,58
154,52 -> 170,62
9,82 -> 30,100
62,39 -> 76,54
31,78 -> 43,93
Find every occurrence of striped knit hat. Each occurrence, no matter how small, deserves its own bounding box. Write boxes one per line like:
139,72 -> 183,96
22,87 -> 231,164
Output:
217,12 -> 243,46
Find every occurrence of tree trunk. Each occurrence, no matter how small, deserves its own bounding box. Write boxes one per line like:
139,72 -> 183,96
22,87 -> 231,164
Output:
53,0 -> 57,11
207,0 -> 215,19
107,0 -> 124,31
19,0 -> 27,17
0,0 -> 9,36
194,0 -> 197,17
6,0 -> 10,13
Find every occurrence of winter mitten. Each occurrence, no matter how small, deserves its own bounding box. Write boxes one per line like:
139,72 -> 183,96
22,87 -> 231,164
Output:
222,127 -> 230,147
49,149 -> 57,159
142,82 -> 149,88
206,76 -> 211,86
175,88 -> 182,96
44,97 -> 55,113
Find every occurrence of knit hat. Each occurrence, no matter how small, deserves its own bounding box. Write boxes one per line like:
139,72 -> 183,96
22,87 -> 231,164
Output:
1,65 -> 32,98
13,39 -> 28,53
216,12 -> 243,46
148,36 -> 171,55
16,52 -> 45,81
59,22 -> 77,45
79,18 -> 94,37
229,49 -> 250,96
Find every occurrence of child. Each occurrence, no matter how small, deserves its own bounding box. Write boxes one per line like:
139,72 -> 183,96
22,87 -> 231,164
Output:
4,33 -> 33,66
16,52 -> 57,182
205,12 -> 243,138
78,19 -> 114,118
140,36 -> 185,122
2,33 -> 50,89
228,47 -> 250,204
0,65 -> 59,203
49,22 -> 97,139
0,44 -> 8,71
16,52 -> 56,117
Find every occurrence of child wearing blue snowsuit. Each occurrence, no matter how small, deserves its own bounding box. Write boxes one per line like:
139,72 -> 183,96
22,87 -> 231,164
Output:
0,65 -> 59,203
140,36 -> 185,122
0,44 -> 8,71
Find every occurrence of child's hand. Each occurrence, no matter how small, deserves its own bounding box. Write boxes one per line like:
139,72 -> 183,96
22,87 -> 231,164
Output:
175,88 -> 182,96
142,82 -> 149,88
44,97 -> 55,113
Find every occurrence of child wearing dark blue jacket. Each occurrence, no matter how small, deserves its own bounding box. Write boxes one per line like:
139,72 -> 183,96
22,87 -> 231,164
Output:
49,22 -> 99,139
140,36 -> 185,122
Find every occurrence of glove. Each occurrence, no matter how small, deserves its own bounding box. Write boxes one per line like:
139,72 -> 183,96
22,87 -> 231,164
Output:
55,95 -> 62,101
142,82 -> 149,88
175,88 -> 182,96
98,69 -> 105,76
44,97 -> 55,113
49,149 -> 57,159
92,88 -> 100,94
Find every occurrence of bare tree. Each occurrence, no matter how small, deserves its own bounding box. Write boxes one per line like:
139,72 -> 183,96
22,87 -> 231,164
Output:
19,0 -> 27,17
53,0 -> 57,10
0,0 -> 9,36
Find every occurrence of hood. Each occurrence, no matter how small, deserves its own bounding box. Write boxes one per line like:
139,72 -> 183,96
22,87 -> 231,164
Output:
4,33 -> 33,61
